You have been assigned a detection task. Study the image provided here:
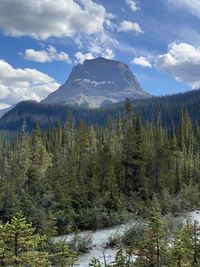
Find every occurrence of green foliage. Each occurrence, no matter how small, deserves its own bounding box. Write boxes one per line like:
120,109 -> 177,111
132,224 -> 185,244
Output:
3,88 -> 200,132
134,196 -> 168,267
51,239 -> 77,267
0,214 -> 77,267
89,248 -> 133,267
112,248 -> 132,267
1,104 -> 200,238
93,218 -> 200,267
169,223 -> 193,267
68,231 -> 93,253
179,183 -> 200,210
0,214 -> 49,266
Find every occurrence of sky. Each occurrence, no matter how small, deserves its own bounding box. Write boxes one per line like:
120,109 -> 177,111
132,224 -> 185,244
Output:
0,0 -> 200,110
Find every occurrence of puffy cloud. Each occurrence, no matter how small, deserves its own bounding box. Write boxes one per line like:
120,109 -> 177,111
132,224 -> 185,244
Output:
24,45 -> 72,63
132,56 -> 152,68
156,42 -> 200,88
167,0 -> 200,18
0,0 -> 106,40
125,0 -> 140,12
118,21 -> 143,34
0,59 -> 60,107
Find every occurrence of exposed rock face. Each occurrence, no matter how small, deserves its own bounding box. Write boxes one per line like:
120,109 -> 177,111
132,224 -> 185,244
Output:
43,57 -> 150,108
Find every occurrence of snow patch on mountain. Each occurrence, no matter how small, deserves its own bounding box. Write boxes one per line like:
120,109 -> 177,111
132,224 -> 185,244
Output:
74,78 -> 114,88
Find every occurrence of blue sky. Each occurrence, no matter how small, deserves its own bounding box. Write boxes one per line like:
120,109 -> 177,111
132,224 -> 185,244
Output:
0,0 -> 200,109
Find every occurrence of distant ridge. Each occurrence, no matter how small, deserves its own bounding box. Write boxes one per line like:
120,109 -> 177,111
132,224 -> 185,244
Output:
1,89 -> 200,131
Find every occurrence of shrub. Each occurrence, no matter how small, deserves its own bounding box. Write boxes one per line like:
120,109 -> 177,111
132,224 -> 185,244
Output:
68,232 -> 93,253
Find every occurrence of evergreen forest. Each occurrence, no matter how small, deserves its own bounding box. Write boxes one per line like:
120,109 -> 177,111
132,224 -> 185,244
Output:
1,100 -> 200,266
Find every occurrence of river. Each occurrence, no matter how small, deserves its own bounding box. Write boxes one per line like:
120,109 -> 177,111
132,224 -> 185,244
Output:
54,210 -> 200,266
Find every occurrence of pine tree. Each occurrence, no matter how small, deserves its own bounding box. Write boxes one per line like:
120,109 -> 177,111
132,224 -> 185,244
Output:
136,196 -> 167,267
122,114 -> 147,198
112,248 -> 131,267
169,221 -> 193,267
0,214 -> 49,266
52,239 -> 77,267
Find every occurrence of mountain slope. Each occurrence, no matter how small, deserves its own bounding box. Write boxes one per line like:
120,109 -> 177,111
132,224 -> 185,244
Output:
0,105 -> 13,118
1,89 -> 200,131
43,57 -> 150,108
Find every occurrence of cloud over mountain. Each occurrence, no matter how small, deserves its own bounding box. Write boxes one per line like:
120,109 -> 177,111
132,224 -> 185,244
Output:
75,47 -> 115,64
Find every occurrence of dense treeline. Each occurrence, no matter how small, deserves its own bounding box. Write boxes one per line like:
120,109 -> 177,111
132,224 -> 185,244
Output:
0,99 -> 200,238
0,100 -> 120,131
1,89 -> 200,131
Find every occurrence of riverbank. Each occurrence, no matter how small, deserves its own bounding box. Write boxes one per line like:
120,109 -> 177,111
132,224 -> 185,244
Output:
53,210 -> 200,266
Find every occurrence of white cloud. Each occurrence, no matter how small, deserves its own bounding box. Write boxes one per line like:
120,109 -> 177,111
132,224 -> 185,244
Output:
103,48 -> 115,59
89,43 -> 115,59
106,13 -> 116,19
0,0 -> 106,40
75,52 -> 94,64
0,103 -> 11,110
24,45 -> 72,63
167,0 -> 200,18
125,0 -> 140,12
132,56 -> 152,68
0,84 -> 10,99
118,21 -> 143,34
156,42 -> 200,88
75,46 -> 115,64
0,59 -> 60,107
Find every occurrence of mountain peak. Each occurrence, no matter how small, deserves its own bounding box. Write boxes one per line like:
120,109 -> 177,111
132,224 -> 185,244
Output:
85,56 -> 107,62
83,57 -> 129,68
84,57 -> 115,63
43,57 -> 151,108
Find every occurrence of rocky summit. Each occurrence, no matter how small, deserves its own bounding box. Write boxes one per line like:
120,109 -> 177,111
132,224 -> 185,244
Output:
43,57 -> 151,108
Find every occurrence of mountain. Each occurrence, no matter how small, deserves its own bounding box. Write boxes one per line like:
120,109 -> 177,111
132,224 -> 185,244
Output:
43,57 -> 150,108
0,105 -> 13,118
1,89 -> 200,131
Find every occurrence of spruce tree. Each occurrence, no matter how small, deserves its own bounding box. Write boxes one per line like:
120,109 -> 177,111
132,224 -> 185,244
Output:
0,214 -> 49,266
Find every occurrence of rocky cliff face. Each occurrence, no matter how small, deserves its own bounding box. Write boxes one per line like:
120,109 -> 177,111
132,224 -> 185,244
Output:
43,57 -> 150,108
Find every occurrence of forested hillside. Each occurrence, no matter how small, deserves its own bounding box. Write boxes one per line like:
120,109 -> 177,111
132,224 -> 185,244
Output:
1,89 -> 200,131
1,99 -> 200,265
0,100 -> 200,233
